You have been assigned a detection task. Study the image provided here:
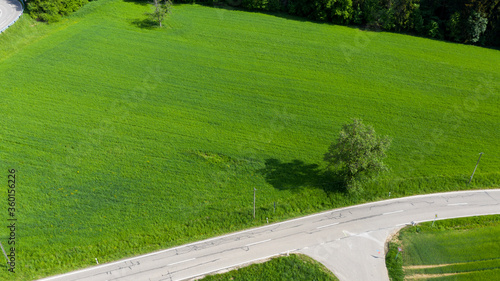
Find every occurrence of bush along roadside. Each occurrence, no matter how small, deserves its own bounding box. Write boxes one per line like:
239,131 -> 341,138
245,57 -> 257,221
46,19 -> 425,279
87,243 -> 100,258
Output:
25,0 -> 94,23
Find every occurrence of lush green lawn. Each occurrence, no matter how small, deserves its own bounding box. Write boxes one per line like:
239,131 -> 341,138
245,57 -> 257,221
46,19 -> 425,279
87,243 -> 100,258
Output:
0,0 -> 499,279
200,253 -> 338,280
386,215 -> 500,280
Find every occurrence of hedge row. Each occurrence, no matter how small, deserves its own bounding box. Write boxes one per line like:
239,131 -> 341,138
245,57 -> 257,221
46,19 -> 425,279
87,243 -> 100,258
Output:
185,0 -> 499,47
25,0 -> 500,46
25,0 -> 93,23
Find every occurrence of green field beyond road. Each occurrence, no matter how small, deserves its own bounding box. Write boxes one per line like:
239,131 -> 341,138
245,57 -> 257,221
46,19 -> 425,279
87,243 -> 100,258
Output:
387,216 -> 500,280
200,253 -> 338,281
0,0 -> 499,279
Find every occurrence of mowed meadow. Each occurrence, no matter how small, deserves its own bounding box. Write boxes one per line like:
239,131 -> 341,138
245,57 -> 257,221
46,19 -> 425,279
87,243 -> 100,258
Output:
0,0 -> 499,279
387,216 -> 500,280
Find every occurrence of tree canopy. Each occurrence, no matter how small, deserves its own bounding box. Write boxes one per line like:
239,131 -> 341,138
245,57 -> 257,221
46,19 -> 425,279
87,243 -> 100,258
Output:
324,119 -> 391,189
145,0 -> 172,27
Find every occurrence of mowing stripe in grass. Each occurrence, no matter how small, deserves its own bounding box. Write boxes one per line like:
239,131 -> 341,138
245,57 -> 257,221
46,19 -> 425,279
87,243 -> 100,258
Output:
405,272 -> 461,279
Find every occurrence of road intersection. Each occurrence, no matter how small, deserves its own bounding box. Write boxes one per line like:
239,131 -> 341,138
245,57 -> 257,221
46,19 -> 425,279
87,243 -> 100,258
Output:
38,189 -> 500,281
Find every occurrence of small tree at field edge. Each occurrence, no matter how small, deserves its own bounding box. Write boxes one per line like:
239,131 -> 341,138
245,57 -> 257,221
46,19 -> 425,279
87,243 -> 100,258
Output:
146,0 -> 172,27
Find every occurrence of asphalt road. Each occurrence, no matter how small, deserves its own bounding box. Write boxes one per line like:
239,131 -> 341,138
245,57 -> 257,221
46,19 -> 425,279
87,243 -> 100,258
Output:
38,189 -> 500,281
0,0 -> 22,33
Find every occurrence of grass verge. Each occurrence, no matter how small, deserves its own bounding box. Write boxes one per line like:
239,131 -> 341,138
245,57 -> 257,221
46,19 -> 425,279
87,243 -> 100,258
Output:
199,253 -> 338,281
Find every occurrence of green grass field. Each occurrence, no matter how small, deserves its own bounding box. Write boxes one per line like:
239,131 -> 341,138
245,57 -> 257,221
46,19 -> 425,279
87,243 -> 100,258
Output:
200,253 -> 338,280
386,215 -> 500,280
0,0 -> 499,279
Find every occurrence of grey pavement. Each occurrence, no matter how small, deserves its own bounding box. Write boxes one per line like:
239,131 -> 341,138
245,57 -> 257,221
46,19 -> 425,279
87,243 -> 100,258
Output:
0,0 -> 23,34
38,189 -> 500,281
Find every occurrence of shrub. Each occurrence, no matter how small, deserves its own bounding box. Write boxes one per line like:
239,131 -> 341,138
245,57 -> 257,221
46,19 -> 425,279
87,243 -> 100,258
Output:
26,0 -> 91,23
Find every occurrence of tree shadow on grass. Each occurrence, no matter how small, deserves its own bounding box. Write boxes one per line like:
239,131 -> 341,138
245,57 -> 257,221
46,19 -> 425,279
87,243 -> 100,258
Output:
257,158 -> 346,194
131,18 -> 159,29
122,0 -> 150,6
123,0 -> 155,29
126,1 -> 178,29
197,1 -> 312,24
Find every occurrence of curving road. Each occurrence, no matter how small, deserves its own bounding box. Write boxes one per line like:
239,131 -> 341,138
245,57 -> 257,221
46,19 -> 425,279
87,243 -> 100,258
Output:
0,0 -> 23,33
38,189 -> 500,281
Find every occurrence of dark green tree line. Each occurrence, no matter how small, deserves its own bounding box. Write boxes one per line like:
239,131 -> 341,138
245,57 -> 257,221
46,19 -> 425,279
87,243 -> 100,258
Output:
25,0 -> 499,46
187,0 -> 498,46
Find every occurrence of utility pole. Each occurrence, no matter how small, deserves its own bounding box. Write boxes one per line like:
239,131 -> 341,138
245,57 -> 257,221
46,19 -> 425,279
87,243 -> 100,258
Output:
468,152 -> 483,184
253,188 -> 256,219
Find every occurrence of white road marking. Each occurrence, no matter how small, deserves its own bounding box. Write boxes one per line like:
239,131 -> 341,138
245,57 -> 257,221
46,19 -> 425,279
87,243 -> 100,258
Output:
245,239 -> 271,247
317,222 -> 339,229
167,258 -> 196,266
383,210 -> 404,215
448,203 -> 468,206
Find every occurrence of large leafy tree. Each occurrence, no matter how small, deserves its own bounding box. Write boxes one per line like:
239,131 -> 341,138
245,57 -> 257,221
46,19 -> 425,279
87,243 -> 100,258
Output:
324,119 -> 391,189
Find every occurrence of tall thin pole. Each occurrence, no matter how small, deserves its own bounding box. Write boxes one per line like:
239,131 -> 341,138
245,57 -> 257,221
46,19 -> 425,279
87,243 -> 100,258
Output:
253,188 -> 256,219
468,152 -> 483,184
